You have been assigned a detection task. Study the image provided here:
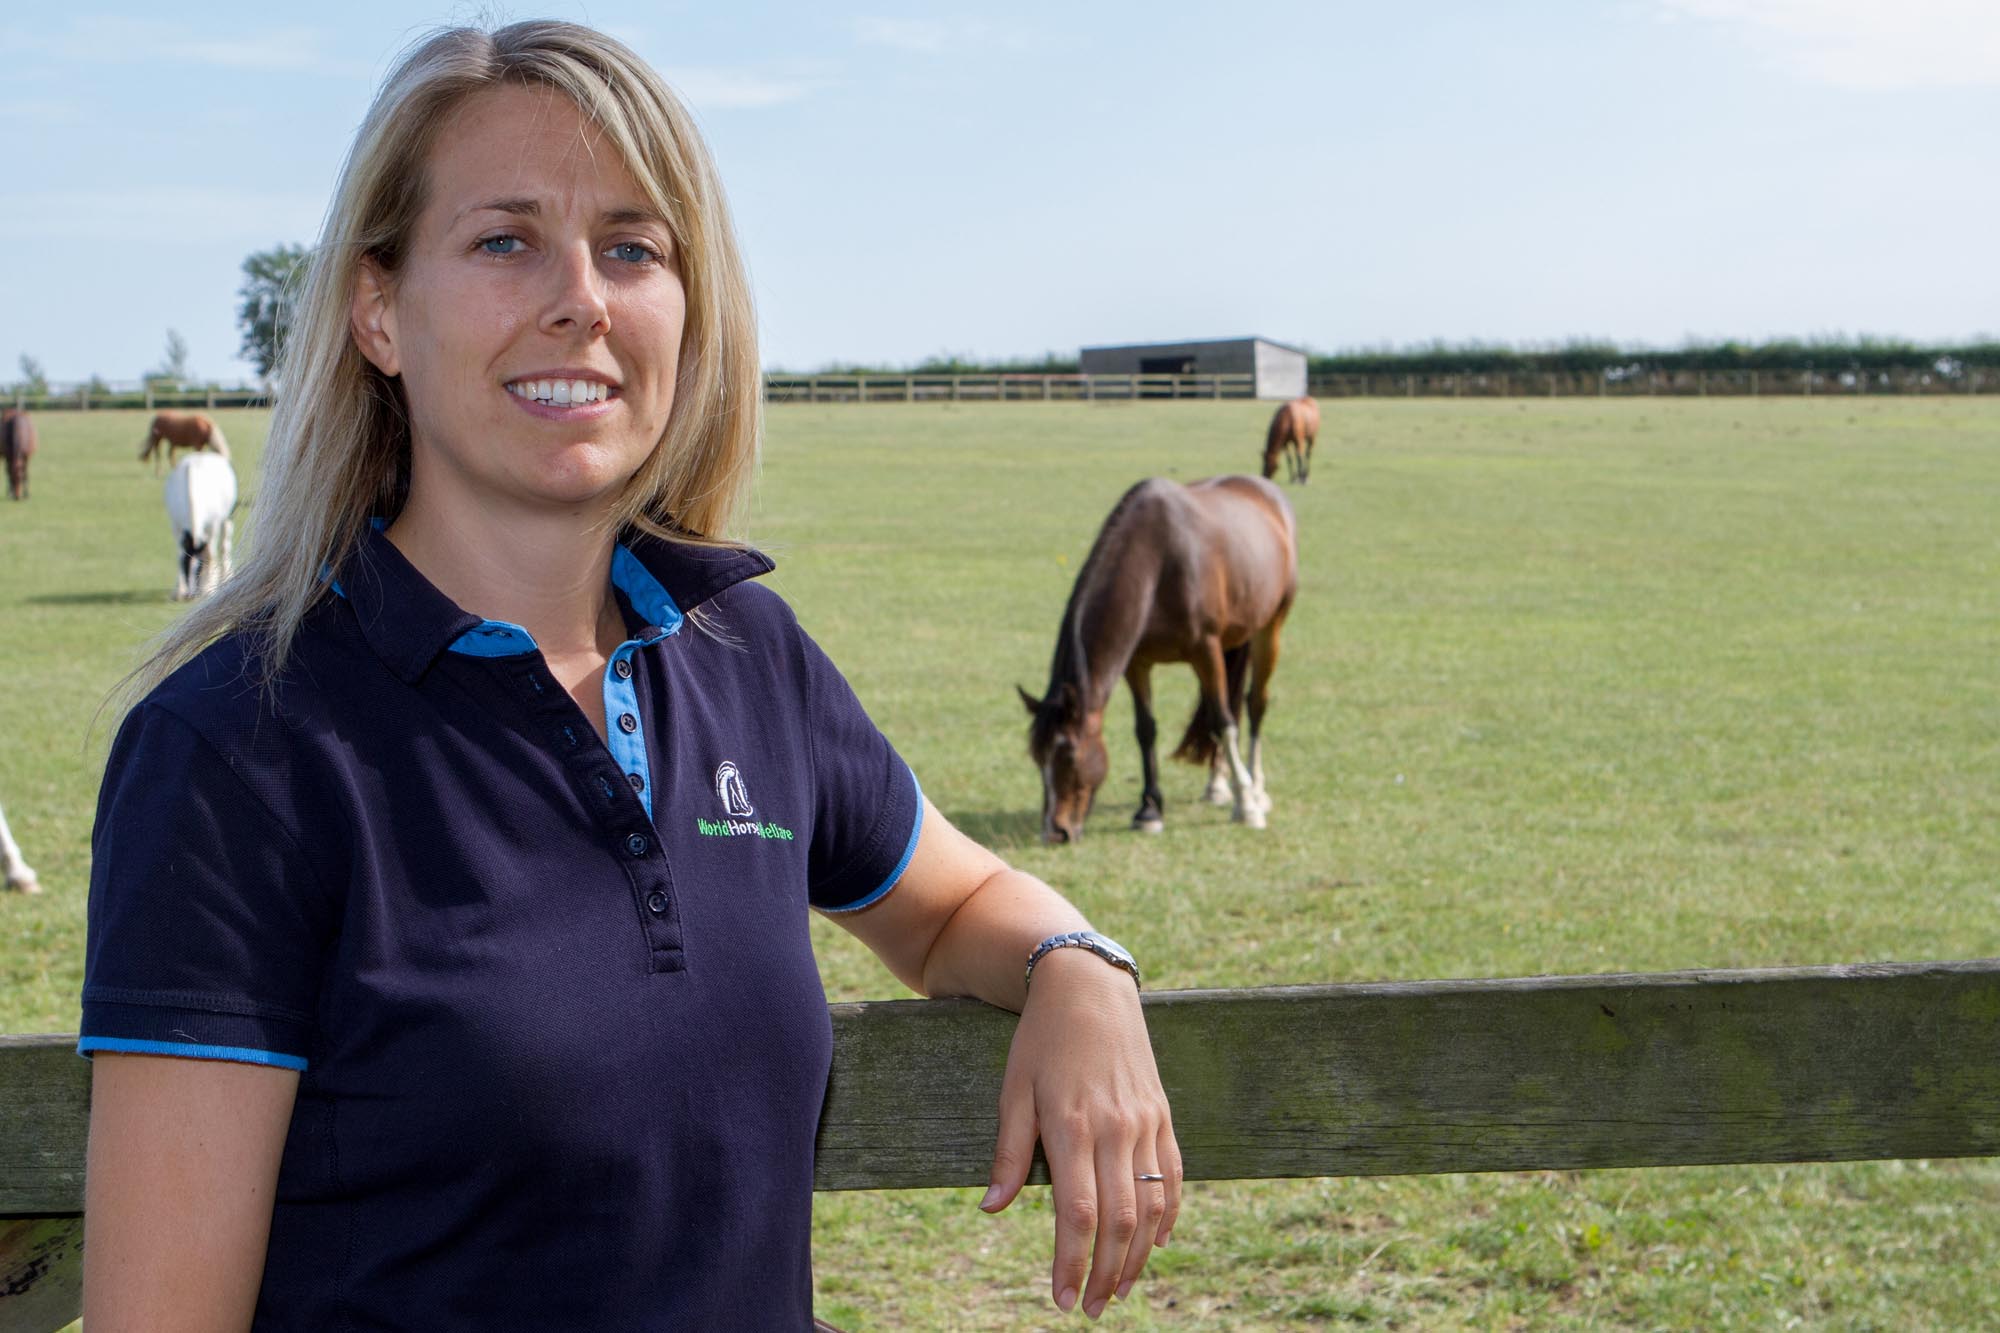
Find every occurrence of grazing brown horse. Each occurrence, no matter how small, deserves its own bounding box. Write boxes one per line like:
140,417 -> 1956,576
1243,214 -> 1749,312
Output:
138,410 -> 230,474
2,409 -> 34,501
1261,396 -> 1319,484
1019,475 -> 1298,843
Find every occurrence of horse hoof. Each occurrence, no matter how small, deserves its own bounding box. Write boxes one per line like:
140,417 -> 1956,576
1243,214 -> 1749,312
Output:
1133,817 -> 1164,835
1232,808 -> 1268,830
5,876 -> 39,895
1202,786 -> 1233,807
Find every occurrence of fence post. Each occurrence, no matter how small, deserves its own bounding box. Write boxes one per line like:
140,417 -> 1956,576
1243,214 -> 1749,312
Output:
858,376 -> 867,404
207,387 -> 216,409
951,376 -> 961,402
1043,375 -> 1051,402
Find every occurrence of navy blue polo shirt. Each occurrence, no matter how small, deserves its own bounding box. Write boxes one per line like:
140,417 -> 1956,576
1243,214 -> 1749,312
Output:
80,522 -> 923,1330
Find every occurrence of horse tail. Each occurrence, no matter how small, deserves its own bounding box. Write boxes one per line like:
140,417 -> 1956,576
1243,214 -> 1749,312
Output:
1171,693 -> 1227,766
207,422 -> 231,458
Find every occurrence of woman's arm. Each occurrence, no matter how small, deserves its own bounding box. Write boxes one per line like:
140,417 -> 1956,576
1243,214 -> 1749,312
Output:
832,799 -> 1181,1321
83,1054 -> 300,1333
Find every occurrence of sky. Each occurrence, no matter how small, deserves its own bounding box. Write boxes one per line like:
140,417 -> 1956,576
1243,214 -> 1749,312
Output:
2,0 -> 1997,385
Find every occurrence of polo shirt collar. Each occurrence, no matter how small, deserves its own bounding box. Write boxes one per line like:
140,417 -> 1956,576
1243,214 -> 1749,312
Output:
335,521 -> 775,686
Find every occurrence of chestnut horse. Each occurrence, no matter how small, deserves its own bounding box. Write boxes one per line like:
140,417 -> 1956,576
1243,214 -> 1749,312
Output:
2,409 -> 34,501
139,410 -> 230,474
1260,396 -> 1319,484
1019,475 -> 1297,843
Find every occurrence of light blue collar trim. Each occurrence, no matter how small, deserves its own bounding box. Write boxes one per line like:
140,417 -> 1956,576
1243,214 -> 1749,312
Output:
611,544 -> 684,638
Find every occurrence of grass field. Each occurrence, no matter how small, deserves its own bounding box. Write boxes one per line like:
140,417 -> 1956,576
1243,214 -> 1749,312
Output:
3,399 -> 1997,1329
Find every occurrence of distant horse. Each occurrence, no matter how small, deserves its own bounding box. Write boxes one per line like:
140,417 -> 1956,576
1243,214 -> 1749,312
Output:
2,409 -> 35,501
164,452 -> 238,600
1260,396 -> 1319,484
1019,475 -> 1298,842
139,410 -> 230,474
0,800 -> 38,894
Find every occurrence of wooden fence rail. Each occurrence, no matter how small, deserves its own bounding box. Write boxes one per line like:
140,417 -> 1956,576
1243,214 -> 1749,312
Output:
5,959 -> 1997,1329
14,366 -> 1998,413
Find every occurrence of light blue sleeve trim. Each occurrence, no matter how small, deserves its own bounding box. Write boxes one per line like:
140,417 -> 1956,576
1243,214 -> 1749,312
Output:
77,1036 -> 309,1071
820,765 -> 924,914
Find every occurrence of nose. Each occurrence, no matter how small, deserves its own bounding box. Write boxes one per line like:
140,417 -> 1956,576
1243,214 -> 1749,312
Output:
541,244 -> 610,337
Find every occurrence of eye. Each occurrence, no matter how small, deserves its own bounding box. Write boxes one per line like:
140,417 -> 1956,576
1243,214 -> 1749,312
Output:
607,240 -> 662,265
478,233 -> 524,256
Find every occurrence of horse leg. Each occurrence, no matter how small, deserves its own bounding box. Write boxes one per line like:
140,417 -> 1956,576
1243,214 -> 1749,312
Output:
1245,615 -> 1287,816
1205,645 -> 1251,805
217,517 -> 235,587
0,803 -> 39,895
1126,662 -> 1165,833
1191,638 -> 1261,828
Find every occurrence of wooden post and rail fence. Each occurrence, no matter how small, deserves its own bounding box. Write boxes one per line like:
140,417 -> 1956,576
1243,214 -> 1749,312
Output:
11,364 -> 1997,413
5,958 -> 1997,1329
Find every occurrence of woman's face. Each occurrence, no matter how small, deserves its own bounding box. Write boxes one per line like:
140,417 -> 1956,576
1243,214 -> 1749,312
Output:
351,83 -> 687,524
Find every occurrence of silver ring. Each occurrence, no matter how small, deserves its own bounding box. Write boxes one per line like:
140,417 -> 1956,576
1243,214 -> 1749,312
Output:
1136,1173 -> 1166,1182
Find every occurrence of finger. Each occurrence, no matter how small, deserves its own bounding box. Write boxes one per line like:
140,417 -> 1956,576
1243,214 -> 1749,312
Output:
982,1077 -> 1038,1215
1116,1165 -> 1165,1303
1156,1121 -> 1184,1247
1082,1134 -> 1141,1319
1045,1113 -> 1096,1314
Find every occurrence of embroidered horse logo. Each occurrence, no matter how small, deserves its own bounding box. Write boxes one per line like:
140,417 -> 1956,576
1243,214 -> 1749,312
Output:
715,761 -> 755,818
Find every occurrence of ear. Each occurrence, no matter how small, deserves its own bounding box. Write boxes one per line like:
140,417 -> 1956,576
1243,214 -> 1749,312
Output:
1016,685 -> 1041,718
350,257 -> 401,377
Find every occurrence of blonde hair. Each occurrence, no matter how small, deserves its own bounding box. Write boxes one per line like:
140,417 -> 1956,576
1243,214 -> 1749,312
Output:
123,20 -> 762,704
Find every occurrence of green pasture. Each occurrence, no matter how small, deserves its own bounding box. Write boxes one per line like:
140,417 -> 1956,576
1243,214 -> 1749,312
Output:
3,399 -> 1997,1329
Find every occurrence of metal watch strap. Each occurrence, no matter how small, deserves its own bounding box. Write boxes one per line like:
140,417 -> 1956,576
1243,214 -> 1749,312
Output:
1023,930 -> 1141,992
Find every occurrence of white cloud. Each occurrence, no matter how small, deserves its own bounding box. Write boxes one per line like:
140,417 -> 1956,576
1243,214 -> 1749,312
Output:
1658,0 -> 2000,90
0,187 -> 327,244
664,66 -> 824,110
3,18 -> 365,77
851,17 -> 1028,55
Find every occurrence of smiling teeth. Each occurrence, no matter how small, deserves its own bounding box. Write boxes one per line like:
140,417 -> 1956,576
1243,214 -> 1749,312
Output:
508,378 -> 609,404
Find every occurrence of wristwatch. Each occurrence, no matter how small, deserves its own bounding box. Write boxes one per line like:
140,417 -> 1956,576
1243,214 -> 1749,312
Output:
1024,930 -> 1141,992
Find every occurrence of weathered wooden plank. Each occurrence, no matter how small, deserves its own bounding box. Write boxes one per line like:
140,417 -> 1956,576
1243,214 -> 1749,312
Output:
0,1218 -> 82,1332
815,959 -> 2000,1189
0,1036 -> 89,1216
4,963 -> 1998,1214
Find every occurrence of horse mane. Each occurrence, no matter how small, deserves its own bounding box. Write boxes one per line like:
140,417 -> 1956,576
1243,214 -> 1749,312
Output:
1028,480 -> 1157,756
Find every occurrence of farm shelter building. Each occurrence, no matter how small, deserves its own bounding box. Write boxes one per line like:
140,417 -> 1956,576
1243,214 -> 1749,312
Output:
1079,337 -> 1308,399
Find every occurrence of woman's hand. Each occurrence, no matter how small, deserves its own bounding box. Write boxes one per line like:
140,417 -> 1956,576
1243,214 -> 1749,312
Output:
978,948 -> 1182,1319
828,801 -> 1183,1317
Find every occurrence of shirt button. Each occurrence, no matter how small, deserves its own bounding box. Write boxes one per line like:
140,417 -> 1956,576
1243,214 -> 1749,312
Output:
626,771 -> 645,793
646,890 -> 668,915
614,658 -> 633,680
626,833 -> 649,857
617,712 -> 638,733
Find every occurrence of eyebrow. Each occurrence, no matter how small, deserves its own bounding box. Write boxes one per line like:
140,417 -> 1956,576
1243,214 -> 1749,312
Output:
457,198 -> 672,229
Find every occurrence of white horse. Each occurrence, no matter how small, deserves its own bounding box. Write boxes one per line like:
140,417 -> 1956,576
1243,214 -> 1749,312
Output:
0,800 -> 38,894
165,452 -> 238,600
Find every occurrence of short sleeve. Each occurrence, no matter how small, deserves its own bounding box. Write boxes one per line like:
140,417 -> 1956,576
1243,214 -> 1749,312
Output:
794,626 -> 923,913
79,704 -> 334,1069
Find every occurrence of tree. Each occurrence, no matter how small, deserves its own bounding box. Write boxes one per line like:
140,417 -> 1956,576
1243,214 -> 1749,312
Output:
15,354 -> 47,396
237,242 -> 310,379
150,329 -> 192,386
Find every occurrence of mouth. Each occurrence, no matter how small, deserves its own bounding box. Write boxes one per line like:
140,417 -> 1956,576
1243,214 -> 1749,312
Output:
504,375 -> 618,408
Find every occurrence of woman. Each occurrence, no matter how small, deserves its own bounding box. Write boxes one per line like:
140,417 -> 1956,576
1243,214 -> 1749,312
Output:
80,21 -> 1177,1330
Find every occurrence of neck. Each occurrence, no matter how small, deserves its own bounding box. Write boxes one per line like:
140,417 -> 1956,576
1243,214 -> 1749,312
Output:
386,488 -> 622,660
